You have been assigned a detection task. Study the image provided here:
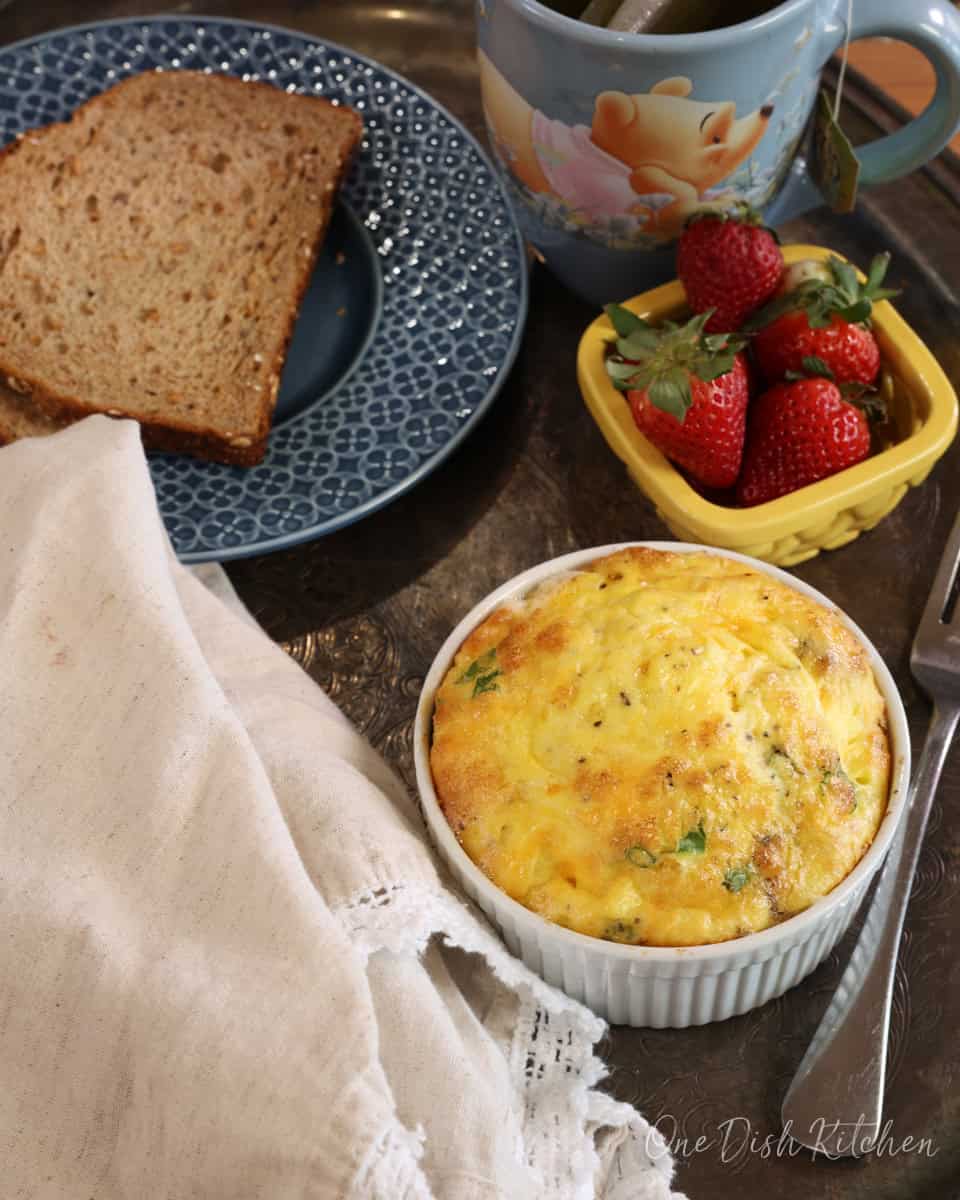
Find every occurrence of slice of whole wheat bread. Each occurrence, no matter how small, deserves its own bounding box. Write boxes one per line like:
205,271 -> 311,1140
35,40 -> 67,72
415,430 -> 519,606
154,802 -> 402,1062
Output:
0,70 -> 362,465
0,380 -> 67,444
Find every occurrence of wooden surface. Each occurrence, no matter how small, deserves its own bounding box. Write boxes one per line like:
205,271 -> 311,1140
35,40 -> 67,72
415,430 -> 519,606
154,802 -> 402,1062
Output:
844,37 -> 960,152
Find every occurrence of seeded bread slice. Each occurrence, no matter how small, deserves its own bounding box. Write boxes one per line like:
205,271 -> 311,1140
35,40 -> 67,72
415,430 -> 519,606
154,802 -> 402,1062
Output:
0,380 -> 66,445
0,70 -> 362,465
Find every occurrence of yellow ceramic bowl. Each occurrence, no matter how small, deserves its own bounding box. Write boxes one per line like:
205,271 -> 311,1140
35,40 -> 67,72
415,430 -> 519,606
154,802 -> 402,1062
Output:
577,244 -> 958,566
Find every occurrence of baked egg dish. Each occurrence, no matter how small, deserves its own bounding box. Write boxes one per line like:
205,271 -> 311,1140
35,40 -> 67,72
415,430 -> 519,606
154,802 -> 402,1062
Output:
428,547 -> 891,947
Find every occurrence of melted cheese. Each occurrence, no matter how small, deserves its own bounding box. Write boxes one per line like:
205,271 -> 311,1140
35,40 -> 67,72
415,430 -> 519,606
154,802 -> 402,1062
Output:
429,548 -> 890,947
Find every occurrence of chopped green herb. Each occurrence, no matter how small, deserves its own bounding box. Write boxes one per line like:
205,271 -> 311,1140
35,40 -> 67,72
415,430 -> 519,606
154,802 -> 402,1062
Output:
456,648 -> 502,697
820,762 -> 852,789
457,647 -> 497,683
472,670 -> 501,697
723,866 -> 752,893
604,919 -> 637,943
676,822 -> 707,854
625,845 -> 658,869
821,763 -> 858,811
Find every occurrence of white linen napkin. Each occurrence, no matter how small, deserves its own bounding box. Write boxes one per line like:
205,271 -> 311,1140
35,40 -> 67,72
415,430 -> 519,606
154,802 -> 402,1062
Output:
0,416 -> 685,1200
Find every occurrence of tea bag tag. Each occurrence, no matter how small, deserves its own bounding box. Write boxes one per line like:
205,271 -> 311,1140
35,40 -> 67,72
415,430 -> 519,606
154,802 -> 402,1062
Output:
812,87 -> 861,213
811,0 -> 860,212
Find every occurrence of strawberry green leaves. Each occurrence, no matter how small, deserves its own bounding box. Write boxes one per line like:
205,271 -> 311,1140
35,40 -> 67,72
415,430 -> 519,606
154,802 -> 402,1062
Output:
791,354 -> 886,416
800,354 -> 833,380
604,303 -> 652,340
830,253 -> 898,323
648,371 -> 697,422
745,253 -> 897,332
603,304 -> 744,420
601,248 -> 892,502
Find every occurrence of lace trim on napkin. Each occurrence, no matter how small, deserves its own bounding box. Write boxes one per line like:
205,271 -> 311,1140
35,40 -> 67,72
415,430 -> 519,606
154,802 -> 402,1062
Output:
351,1123 -> 433,1200
336,881 -> 684,1200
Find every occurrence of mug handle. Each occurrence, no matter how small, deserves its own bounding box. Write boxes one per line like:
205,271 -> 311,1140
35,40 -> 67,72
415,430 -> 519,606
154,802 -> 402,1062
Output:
769,0 -> 960,223
848,0 -> 960,185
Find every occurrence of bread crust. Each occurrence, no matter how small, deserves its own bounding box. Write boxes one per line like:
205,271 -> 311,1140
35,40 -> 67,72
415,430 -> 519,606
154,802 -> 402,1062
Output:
0,379 -> 64,446
0,379 -> 273,465
0,386 -> 267,465
0,70 -> 363,466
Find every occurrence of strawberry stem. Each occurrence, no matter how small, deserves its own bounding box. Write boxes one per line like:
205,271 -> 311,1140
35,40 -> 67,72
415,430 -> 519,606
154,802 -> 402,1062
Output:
744,252 -> 898,331
604,304 -> 744,420
683,200 -> 773,234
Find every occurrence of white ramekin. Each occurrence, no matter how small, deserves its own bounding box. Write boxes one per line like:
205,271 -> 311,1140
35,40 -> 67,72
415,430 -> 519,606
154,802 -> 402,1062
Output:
413,542 -> 911,1029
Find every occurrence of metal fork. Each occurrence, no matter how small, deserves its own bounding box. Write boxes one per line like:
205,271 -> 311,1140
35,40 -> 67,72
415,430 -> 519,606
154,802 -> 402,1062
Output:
781,506 -> 960,1158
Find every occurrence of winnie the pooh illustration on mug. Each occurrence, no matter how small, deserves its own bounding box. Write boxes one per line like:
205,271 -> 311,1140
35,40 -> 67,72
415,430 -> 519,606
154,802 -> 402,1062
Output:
477,0 -> 960,304
480,50 -> 773,236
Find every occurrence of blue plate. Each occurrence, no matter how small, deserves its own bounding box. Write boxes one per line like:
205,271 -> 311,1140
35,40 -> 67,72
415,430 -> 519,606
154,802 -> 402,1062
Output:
0,17 -> 529,562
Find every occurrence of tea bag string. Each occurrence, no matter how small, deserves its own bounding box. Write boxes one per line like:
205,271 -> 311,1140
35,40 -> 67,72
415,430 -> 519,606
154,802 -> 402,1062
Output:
833,0 -> 854,122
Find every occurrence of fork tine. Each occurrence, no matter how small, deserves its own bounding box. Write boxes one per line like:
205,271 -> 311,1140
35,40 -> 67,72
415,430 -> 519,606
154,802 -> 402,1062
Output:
918,506 -> 960,632
784,507 -> 960,1156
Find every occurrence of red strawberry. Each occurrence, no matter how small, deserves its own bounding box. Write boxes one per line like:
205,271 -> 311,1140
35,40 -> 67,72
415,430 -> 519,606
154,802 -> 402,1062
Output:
753,309 -> 880,386
628,360 -> 750,488
749,253 -> 897,386
604,304 -> 749,489
736,377 -> 871,506
677,209 -> 784,334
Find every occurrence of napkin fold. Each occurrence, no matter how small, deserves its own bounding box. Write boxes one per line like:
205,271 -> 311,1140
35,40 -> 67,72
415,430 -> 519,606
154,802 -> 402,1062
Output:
0,417 -> 684,1200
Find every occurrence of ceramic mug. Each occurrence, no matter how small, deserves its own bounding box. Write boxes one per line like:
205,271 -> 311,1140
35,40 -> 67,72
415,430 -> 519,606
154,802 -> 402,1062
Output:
476,0 -> 960,305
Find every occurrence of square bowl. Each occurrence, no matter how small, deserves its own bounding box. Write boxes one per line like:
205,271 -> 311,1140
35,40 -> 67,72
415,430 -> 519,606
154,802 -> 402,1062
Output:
576,244 -> 958,567
413,543 -> 911,1028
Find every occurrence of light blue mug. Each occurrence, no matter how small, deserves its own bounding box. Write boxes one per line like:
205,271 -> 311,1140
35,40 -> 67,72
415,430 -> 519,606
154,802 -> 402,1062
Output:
476,0 -> 960,305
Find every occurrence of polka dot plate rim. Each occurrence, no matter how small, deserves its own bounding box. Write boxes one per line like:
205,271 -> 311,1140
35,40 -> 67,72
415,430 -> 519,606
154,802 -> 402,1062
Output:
0,16 -> 529,563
